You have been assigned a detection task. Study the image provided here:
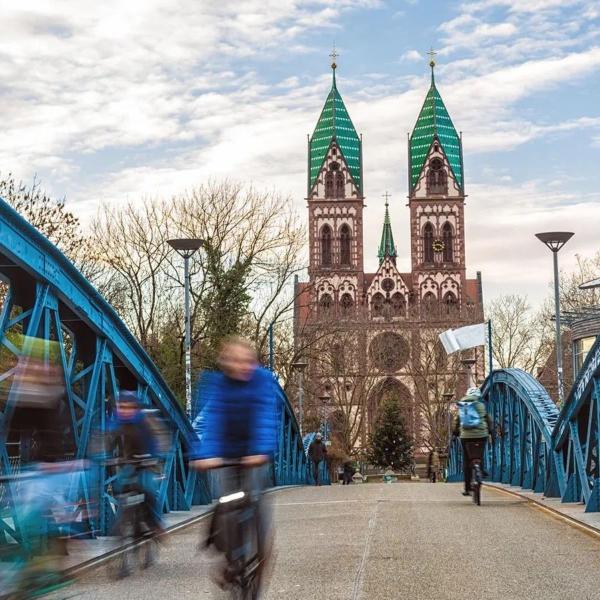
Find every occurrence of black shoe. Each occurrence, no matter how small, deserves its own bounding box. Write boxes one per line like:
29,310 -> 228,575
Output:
462,491 -> 471,496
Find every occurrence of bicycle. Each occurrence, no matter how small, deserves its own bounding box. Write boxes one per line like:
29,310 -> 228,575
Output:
107,456 -> 161,579
205,460 -> 268,600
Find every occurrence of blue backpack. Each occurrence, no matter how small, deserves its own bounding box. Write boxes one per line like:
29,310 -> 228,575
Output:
457,401 -> 482,429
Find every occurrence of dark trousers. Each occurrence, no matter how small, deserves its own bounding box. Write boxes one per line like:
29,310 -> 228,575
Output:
312,460 -> 321,485
342,471 -> 353,485
461,438 -> 487,492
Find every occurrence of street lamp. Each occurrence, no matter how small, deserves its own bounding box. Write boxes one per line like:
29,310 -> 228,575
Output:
535,231 -> 574,406
168,238 -> 205,418
291,360 -> 308,435
460,356 -> 477,389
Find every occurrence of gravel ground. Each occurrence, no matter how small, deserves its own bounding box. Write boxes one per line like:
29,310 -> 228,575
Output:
48,483 -> 600,600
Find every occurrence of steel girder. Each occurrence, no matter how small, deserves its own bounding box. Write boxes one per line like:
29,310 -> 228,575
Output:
0,197 -> 310,547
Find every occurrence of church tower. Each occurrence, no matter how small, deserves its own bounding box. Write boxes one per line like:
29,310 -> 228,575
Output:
408,56 -> 469,322
307,55 -> 364,318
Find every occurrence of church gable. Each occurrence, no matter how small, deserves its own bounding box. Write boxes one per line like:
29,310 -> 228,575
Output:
366,257 -> 410,319
412,140 -> 463,199
309,141 -> 361,200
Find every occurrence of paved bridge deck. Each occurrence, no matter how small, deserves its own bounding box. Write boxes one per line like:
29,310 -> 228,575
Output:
53,483 -> 600,600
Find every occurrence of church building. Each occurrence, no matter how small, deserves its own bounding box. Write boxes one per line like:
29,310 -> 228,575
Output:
294,55 -> 485,452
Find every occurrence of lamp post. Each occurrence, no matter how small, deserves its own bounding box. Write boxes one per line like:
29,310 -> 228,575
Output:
168,238 -> 205,418
291,360 -> 308,435
461,357 -> 476,389
535,231 -> 574,406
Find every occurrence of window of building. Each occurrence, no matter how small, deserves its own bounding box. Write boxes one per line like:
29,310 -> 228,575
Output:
573,336 -> 598,374
319,293 -> 333,318
325,162 -> 341,198
443,292 -> 458,316
340,224 -> 351,266
372,292 -> 385,317
335,170 -> 345,198
423,223 -> 434,264
427,157 -> 448,195
391,293 -> 406,317
321,225 -> 332,266
340,293 -> 354,317
442,222 -> 453,263
422,292 -> 437,318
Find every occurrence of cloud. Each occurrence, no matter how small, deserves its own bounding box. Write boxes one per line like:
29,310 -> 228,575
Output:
400,49 -> 423,62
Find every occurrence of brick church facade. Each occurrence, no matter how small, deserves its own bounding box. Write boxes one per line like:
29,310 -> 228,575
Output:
294,57 -> 484,452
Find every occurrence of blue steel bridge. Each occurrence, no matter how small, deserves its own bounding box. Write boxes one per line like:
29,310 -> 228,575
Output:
2,195 -> 600,599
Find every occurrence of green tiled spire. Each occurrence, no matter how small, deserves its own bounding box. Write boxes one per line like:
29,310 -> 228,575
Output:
309,63 -> 361,193
409,61 -> 463,190
378,198 -> 397,265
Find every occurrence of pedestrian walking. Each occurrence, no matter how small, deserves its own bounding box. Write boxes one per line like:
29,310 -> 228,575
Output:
342,458 -> 355,485
308,433 -> 327,486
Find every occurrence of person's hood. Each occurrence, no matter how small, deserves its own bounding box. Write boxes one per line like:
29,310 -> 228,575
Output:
459,394 -> 481,404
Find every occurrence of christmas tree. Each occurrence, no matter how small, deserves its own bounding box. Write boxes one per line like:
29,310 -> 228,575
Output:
367,397 -> 413,471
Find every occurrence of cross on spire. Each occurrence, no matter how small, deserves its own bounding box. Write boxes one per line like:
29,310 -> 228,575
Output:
427,46 -> 437,67
330,43 -> 338,70
382,191 -> 391,207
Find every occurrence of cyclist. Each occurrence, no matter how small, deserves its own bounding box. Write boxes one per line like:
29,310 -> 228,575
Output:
107,391 -> 165,543
452,386 -> 492,496
191,336 -> 278,595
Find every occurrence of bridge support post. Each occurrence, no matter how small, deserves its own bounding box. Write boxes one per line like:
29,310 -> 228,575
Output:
585,479 -> 600,512
561,473 -> 581,503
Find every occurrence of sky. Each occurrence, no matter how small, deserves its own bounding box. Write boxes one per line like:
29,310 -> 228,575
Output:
1,0 -> 599,307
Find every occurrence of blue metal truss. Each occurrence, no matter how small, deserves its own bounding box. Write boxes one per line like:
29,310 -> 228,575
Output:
0,197 -> 310,548
449,342 -> 600,511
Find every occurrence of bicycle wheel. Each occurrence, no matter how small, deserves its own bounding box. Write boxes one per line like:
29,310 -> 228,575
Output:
471,465 -> 482,506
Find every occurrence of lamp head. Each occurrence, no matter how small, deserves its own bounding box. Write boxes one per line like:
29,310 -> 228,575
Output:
535,232 -> 574,253
167,238 -> 205,257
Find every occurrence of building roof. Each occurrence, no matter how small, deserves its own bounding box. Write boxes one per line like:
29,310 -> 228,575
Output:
309,65 -> 361,193
377,201 -> 397,265
409,62 -> 462,191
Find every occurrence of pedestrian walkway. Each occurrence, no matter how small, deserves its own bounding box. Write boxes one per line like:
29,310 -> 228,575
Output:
54,483 -> 600,600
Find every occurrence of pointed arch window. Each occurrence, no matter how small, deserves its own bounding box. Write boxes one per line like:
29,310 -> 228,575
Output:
391,293 -> 406,317
443,292 -> 458,316
442,222 -> 453,263
371,292 -> 385,318
427,157 -> 448,195
423,223 -> 434,264
335,168 -> 345,198
422,292 -> 437,319
340,224 -> 351,267
321,225 -> 332,266
319,293 -> 333,318
325,162 -> 340,198
340,293 -> 354,318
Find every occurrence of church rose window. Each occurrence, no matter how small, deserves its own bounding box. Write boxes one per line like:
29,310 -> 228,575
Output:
369,332 -> 410,372
381,278 -> 395,292
321,225 -> 332,266
391,292 -> 406,316
442,222 -> 453,262
340,224 -> 351,266
423,223 -> 434,264
340,293 -> 354,317
371,292 -> 385,317
427,157 -> 447,195
319,293 -> 333,318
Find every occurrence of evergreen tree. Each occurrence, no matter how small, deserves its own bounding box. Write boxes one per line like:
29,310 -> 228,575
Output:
367,397 -> 413,471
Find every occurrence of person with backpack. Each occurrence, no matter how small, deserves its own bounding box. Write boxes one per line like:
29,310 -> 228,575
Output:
308,433 -> 327,486
452,386 -> 492,496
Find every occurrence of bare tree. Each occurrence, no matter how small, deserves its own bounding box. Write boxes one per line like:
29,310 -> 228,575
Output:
487,294 -> 553,374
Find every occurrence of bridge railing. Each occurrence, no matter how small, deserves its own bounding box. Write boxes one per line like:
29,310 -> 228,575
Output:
449,339 -> 600,512
0,196 -> 311,549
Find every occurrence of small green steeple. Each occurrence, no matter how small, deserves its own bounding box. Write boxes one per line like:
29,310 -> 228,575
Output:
308,56 -> 362,194
409,56 -> 463,191
378,194 -> 397,265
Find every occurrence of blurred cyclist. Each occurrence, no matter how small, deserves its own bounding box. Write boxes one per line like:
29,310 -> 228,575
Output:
191,336 -> 278,593
452,386 -> 492,496
107,391 -> 165,541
